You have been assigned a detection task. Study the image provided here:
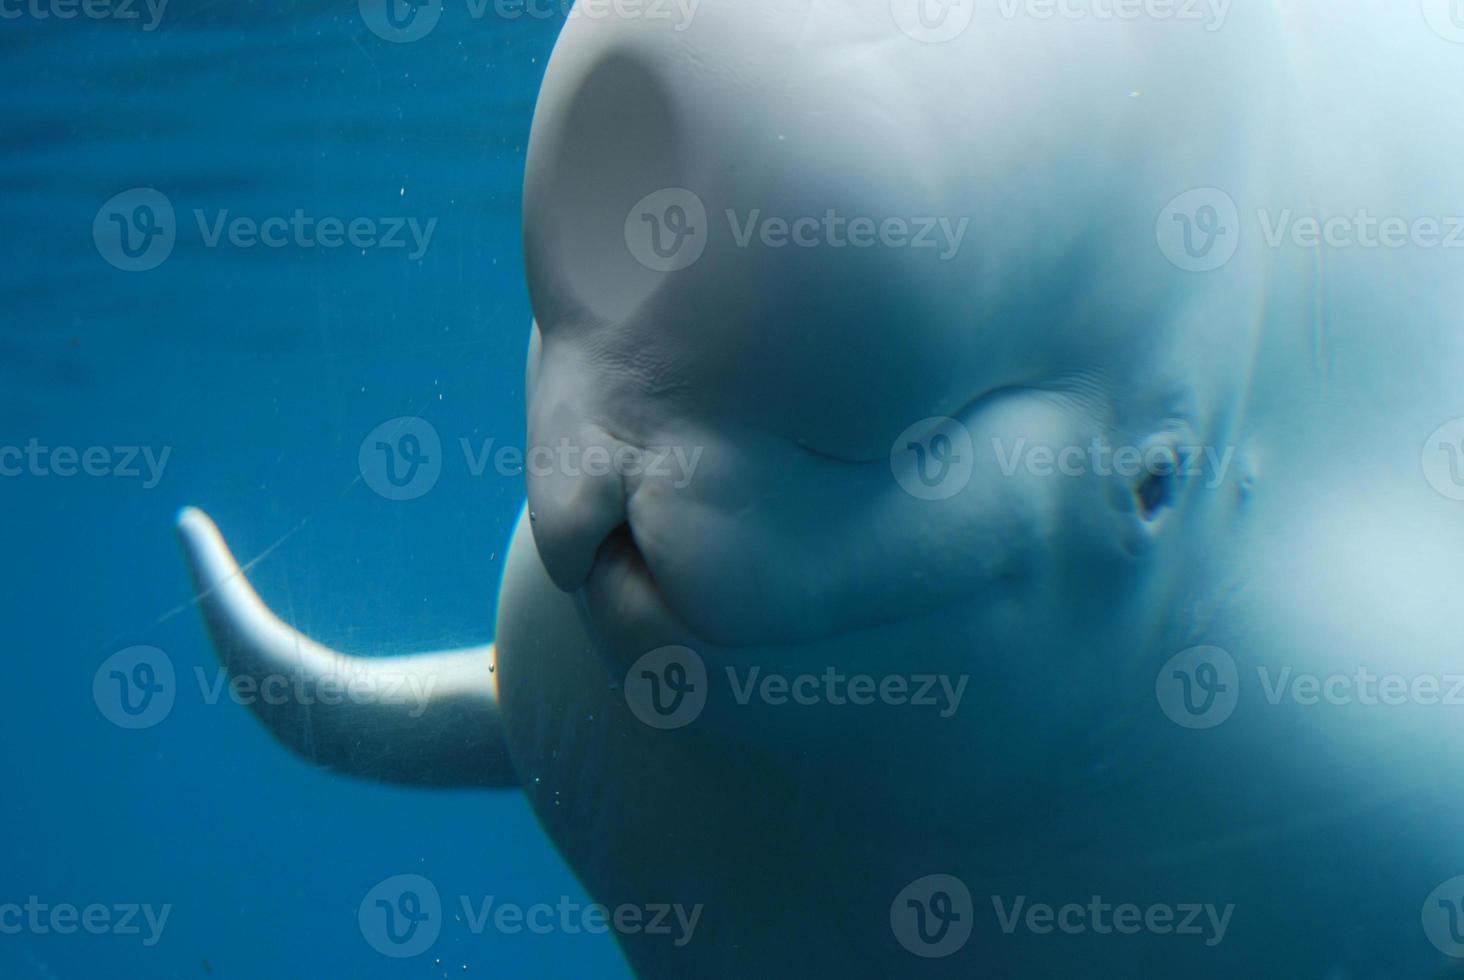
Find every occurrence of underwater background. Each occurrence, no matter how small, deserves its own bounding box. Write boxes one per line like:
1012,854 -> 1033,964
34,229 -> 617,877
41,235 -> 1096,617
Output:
0,4 -> 630,977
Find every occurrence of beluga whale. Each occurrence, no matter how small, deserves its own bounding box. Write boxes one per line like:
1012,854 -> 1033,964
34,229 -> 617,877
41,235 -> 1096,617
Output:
176,1 -> 1464,975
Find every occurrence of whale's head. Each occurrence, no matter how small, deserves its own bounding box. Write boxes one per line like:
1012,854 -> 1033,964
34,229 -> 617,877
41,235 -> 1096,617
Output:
515,2 -> 1278,786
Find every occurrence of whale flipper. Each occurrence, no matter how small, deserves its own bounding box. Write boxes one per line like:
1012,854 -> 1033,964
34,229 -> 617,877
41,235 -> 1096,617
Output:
175,507 -> 517,789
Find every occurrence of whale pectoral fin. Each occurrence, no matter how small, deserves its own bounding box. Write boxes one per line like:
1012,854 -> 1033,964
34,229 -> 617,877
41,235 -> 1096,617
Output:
175,507 -> 518,790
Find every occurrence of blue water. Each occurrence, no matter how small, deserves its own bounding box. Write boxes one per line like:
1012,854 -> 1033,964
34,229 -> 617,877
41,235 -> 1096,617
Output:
1,6 -> 632,977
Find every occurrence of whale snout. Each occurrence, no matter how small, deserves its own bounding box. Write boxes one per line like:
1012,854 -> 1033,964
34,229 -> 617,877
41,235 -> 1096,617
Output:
523,335 -> 1143,656
524,393 -> 634,594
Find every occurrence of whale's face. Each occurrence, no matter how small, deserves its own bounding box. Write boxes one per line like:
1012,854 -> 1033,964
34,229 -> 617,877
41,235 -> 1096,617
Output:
514,5 -> 1264,779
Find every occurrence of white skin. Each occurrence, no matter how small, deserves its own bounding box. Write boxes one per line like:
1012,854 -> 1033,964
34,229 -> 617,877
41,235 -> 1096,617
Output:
505,2 -> 1464,976
182,2 -> 1464,976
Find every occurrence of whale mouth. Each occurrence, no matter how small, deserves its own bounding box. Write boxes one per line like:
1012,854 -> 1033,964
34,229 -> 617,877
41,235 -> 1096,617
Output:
579,516 -> 947,662
580,523 -> 708,660
544,386 -> 1138,657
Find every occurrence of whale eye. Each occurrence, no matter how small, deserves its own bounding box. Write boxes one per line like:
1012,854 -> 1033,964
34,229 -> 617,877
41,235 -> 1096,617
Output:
1135,437 -> 1183,523
1136,467 -> 1175,521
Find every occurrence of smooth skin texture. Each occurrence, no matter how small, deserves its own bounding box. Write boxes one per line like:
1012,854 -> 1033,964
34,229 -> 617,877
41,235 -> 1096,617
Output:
180,2 -> 1464,975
